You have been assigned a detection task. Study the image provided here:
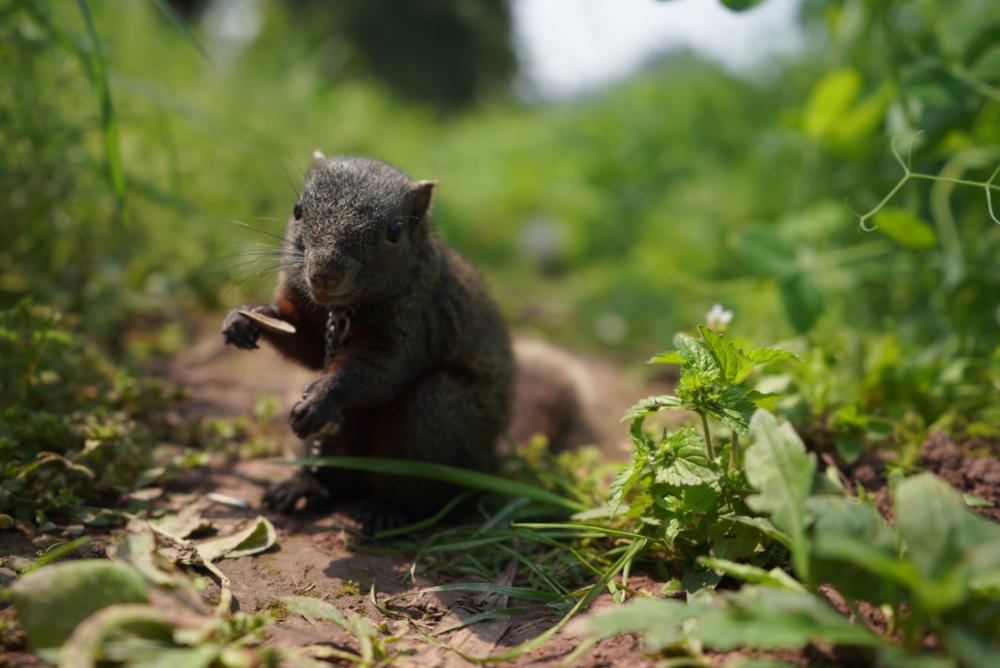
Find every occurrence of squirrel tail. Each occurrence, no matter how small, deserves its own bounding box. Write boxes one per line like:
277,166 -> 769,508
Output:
506,338 -> 595,453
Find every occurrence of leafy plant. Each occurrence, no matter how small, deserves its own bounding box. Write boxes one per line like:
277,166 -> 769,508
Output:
592,409 -> 1000,667
607,325 -> 797,568
0,300 -> 185,529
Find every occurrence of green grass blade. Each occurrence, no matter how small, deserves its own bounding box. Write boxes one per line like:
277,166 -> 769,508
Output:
373,492 -> 470,540
147,0 -> 211,61
75,0 -> 128,229
288,456 -> 587,512
512,522 -> 648,540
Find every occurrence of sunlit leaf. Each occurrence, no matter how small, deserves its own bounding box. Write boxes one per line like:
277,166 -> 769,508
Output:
745,410 -> 816,582
653,427 -> 719,487
874,208 -> 937,250
622,394 -> 685,421
698,325 -> 755,384
10,560 -> 148,650
649,351 -> 684,364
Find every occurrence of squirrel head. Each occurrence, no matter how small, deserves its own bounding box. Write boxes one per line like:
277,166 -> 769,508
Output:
289,154 -> 438,310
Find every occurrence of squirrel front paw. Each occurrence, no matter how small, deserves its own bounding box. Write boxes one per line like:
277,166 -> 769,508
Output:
289,378 -> 343,438
221,305 -> 264,349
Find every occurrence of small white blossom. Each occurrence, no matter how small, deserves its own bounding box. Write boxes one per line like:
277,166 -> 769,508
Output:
706,303 -> 734,331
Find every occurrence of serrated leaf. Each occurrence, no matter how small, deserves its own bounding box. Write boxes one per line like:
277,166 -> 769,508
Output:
745,410 -> 816,582
656,482 -> 721,516
698,326 -> 756,384
607,421 -> 650,517
649,351 -> 684,364
748,348 -> 801,365
653,427 -> 720,487
675,332 -> 720,380
622,394 -> 684,421
195,516 -> 276,562
10,560 -> 148,650
704,385 -> 756,436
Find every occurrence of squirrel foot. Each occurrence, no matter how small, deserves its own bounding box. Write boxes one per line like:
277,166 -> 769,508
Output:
354,502 -> 411,538
262,470 -> 331,514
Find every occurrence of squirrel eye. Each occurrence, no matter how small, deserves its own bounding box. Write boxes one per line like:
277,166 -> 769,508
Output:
386,219 -> 403,243
293,201 -> 303,220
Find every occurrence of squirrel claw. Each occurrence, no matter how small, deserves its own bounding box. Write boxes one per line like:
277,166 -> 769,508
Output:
221,307 -> 262,350
289,399 -> 341,439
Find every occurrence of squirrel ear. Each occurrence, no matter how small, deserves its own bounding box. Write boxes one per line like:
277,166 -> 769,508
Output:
411,180 -> 438,220
312,150 -> 326,163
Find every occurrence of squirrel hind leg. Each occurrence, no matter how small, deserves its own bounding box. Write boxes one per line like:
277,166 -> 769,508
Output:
367,371 -> 505,518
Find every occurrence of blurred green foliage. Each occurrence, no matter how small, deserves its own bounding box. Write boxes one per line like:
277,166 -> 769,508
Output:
1,0 -> 999,454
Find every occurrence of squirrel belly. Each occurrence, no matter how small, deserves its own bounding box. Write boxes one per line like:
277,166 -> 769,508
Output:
220,154 -> 582,529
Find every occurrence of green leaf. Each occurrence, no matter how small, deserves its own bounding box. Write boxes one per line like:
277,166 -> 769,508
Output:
747,348 -> 801,365
698,326 -> 756,384
622,394 -> 684,421
874,208 -> 937,250
195,516 -> 276,561
745,410 -> 816,582
649,351 -> 684,364
10,560 -> 148,650
695,587 -> 883,650
675,332 -> 720,380
61,604 -> 175,668
778,273 -> 824,334
703,385 -> 757,437
808,495 -> 903,604
607,419 -> 650,516
803,69 -> 862,140
653,427 -> 720,487
698,557 -> 808,593
590,586 -> 883,652
893,473 -> 1000,590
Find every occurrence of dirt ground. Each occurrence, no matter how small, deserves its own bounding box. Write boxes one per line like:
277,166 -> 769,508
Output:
4,330 -> 1000,667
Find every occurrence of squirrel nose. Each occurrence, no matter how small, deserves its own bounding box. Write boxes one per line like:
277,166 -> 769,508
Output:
307,271 -> 343,292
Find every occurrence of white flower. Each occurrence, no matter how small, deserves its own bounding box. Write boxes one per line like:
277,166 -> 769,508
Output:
706,303 -> 734,331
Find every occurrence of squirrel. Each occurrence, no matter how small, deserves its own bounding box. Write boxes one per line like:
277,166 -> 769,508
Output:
222,153 -> 584,532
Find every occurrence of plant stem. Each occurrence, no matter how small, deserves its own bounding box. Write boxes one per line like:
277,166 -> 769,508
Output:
699,411 -> 715,460
729,431 -> 738,472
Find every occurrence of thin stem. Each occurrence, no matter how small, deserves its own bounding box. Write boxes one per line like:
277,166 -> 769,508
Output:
729,431 -> 739,472
699,411 -> 715,460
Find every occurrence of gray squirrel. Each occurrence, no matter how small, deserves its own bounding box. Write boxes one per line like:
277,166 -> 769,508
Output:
222,153 -> 587,532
